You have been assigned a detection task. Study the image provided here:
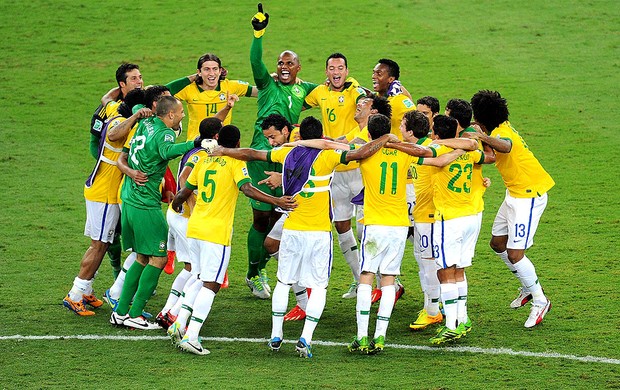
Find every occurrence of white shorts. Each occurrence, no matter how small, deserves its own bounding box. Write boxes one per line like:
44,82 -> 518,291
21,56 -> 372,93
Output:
84,200 -> 120,243
492,190 -> 548,250
433,215 -> 480,269
331,169 -> 363,222
188,238 -> 230,284
360,225 -> 408,275
166,208 -> 191,263
413,222 -> 434,259
278,229 -> 333,289
406,183 -> 416,226
267,213 -> 287,241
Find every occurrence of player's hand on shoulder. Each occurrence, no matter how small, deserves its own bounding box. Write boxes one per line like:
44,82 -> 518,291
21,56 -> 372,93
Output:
386,134 -> 400,143
136,108 -> 152,118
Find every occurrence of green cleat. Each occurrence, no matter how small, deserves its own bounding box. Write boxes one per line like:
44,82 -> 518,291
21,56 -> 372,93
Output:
348,336 -> 369,353
462,317 -> 472,333
429,326 -> 462,345
368,335 -> 385,355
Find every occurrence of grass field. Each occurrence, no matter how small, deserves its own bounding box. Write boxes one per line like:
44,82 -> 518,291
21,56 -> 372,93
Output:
1,0 -> 619,389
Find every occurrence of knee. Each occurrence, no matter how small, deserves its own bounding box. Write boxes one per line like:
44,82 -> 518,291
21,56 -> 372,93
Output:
507,250 -> 524,263
489,237 -> 505,253
264,237 -> 279,254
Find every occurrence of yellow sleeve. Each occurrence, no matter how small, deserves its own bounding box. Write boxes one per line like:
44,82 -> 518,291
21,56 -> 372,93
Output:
186,158 -> 201,189
123,126 -> 137,150
266,147 -> 292,164
233,160 -> 252,188
304,87 -> 320,108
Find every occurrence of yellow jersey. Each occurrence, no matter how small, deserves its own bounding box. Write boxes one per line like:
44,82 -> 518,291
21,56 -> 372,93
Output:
185,155 -> 252,246
460,127 -> 486,213
304,79 -> 365,139
411,137 -> 439,223
84,116 -> 128,204
388,94 -> 416,140
491,121 -> 555,198
167,149 -> 204,219
267,146 -> 346,231
359,147 -> 417,226
173,79 -> 253,140
432,148 -> 484,221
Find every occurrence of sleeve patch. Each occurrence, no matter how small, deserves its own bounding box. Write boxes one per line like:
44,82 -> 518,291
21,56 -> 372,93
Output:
164,134 -> 174,143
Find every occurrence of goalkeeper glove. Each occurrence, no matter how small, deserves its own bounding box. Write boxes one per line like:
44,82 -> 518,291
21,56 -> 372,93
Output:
251,3 -> 269,38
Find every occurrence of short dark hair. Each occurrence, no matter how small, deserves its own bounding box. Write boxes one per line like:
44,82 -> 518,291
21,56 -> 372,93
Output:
416,96 -> 440,115
433,115 -> 458,140
198,117 -> 222,139
378,58 -> 400,79
115,63 -> 139,87
218,125 -> 241,148
144,85 -> 170,109
471,90 -> 509,133
446,98 -> 473,129
299,116 -> 323,140
117,88 -> 145,118
367,114 -> 391,139
402,111 -> 430,139
260,114 -> 291,132
370,95 -> 392,118
155,96 -> 180,117
326,52 -> 347,68
196,53 -> 224,84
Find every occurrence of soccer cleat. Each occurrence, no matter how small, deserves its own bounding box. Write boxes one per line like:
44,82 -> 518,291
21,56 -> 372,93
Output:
295,338 -> 313,358
179,335 -> 210,355
268,337 -> 283,351
109,311 -> 128,326
259,269 -> 271,294
510,287 -> 533,309
164,250 -> 175,275
409,309 -> 444,330
368,335 -> 385,355
341,281 -> 359,299
82,294 -> 104,308
284,305 -> 306,321
221,271 -> 229,289
156,311 -> 176,329
462,317 -> 472,333
370,288 -> 382,304
167,321 -> 185,345
524,299 -> 551,328
429,326 -> 462,345
348,336 -> 369,353
141,310 -> 153,320
394,283 -> 405,305
103,289 -> 118,310
123,316 -> 162,330
246,276 -> 270,299
63,295 -> 95,316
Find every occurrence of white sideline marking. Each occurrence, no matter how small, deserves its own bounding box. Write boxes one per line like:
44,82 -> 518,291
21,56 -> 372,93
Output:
2,335 -> 619,365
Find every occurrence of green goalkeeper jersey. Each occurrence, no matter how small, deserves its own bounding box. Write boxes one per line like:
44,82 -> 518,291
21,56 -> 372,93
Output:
250,37 -> 318,150
121,116 -> 194,209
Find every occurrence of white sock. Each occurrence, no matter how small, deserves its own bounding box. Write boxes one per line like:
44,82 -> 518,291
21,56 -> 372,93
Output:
169,273 -> 198,316
175,278 -> 204,327
68,277 -> 89,301
496,250 -> 527,291
301,287 -> 327,344
374,285 -> 396,339
271,282 -> 291,339
440,283 -> 459,330
426,265 -> 441,316
338,229 -> 360,282
185,287 -> 216,341
513,256 -> 546,305
356,284 -> 372,339
109,252 -> 137,299
292,283 -> 308,310
161,268 -> 192,313
413,253 -> 428,302
456,277 -> 468,324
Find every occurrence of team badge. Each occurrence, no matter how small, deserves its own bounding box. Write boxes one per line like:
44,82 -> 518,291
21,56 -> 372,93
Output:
93,119 -> 103,131
159,241 -> 166,250
164,134 -> 174,143
219,93 -> 226,101
403,98 -> 414,108
292,85 -> 303,98
338,96 -> 345,103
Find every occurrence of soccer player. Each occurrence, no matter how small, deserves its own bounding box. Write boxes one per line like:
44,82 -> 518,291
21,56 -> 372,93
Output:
167,125 -> 296,355
416,96 -> 440,130
245,3 -> 319,298
63,89 -> 146,316
470,90 -> 554,328
213,116 -> 396,358
155,117 -> 224,329
165,53 -> 258,141
304,53 -> 367,298
109,96 -> 207,330
371,59 -> 416,138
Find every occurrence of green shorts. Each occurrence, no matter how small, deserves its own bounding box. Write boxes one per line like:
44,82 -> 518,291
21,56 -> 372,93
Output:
121,203 -> 168,257
246,160 -> 283,211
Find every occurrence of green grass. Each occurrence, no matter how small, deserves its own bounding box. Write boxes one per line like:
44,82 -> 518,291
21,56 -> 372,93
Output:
1,0 -> 619,389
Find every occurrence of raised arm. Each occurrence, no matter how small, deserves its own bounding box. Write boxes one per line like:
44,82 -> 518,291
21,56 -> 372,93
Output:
214,93 -> 239,121
108,108 -> 151,142
210,146 -> 269,162
469,124 -> 512,153
345,133 -> 399,162
101,87 -> 121,105
250,4 -> 272,89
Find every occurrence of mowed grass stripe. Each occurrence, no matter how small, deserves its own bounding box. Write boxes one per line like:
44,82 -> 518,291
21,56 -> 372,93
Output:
2,334 -> 619,365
